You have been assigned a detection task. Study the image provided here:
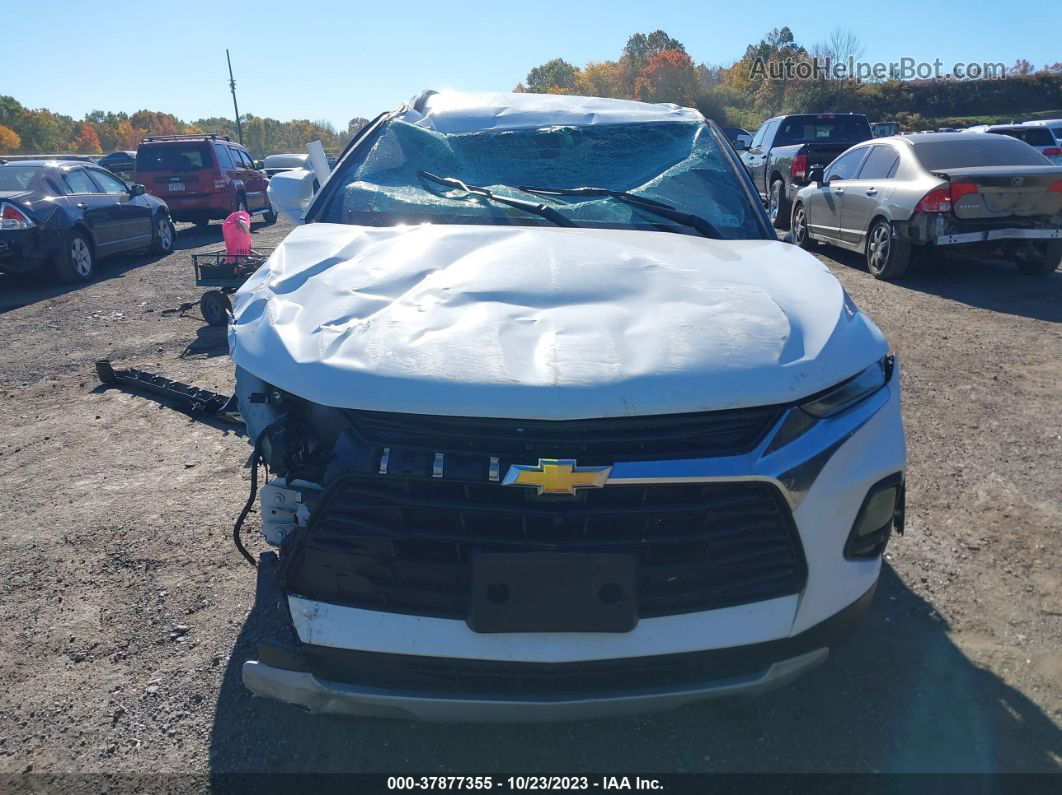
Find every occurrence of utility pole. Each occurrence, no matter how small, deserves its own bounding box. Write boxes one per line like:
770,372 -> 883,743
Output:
227,49 -> 243,144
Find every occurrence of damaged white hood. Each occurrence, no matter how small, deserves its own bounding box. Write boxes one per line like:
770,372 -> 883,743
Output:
229,223 -> 887,419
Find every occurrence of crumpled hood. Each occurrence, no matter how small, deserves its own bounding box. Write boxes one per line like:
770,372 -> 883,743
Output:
229,223 -> 887,419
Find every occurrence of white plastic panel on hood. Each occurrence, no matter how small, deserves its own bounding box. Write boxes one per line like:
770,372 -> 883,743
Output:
229,223 -> 888,420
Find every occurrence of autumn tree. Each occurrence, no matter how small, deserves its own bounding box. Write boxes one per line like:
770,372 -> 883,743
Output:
0,124 -> 20,152
634,50 -> 699,106
71,123 -> 102,154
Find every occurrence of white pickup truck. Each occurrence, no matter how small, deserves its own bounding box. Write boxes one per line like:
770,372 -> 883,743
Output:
228,91 -> 907,721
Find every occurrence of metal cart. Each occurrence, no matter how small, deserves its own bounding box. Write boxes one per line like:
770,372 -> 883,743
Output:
190,249 -> 273,326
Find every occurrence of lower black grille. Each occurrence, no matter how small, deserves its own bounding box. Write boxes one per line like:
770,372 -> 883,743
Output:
283,476 -> 806,621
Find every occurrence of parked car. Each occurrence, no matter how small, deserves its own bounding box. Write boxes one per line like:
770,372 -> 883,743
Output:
133,134 -> 276,227
871,121 -> 900,138
0,159 -> 175,282
790,133 -> 1062,279
97,151 -> 136,176
737,113 -> 873,229
231,91 -> 906,721
1022,118 -> 1062,148
984,125 -> 1062,165
261,153 -> 314,179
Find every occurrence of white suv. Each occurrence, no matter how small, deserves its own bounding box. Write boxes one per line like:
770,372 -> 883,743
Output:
228,91 -> 907,721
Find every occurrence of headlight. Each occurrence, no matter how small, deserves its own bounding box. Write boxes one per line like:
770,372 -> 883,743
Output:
800,356 -> 894,419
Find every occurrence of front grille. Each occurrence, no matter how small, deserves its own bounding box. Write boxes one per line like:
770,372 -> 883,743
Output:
343,405 -> 783,463
283,476 -> 806,621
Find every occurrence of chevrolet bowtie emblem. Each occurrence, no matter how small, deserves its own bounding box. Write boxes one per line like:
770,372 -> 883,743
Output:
502,458 -> 612,495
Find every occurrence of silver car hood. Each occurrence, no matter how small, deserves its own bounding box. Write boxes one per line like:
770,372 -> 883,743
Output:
229,223 -> 887,419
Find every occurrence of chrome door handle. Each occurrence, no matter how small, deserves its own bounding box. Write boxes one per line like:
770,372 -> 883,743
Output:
865,189 -> 878,195
76,202 -> 87,208
834,189 -> 845,195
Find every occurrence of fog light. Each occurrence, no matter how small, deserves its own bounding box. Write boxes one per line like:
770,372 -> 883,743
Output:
845,474 -> 904,560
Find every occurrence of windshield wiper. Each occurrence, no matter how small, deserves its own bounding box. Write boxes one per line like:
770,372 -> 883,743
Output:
519,185 -> 722,240
418,172 -> 575,228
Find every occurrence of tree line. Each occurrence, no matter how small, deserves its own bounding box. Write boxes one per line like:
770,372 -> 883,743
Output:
515,27 -> 1062,132
0,95 -> 369,157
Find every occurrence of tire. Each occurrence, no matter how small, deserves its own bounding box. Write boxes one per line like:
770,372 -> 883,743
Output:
149,213 -> 175,255
200,290 -> 232,327
262,202 -> 278,225
791,202 -> 817,250
768,179 -> 791,231
54,230 -> 95,284
1016,240 -> 1062,276
866,219 -> 911,281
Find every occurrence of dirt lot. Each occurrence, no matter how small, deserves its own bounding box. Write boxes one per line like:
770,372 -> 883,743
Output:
0,218 -> 1059,779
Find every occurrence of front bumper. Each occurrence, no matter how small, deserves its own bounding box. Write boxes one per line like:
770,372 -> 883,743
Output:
243,649 -> 828,722
242,582 -> 875,722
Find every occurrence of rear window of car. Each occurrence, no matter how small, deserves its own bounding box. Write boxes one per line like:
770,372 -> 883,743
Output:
135,145 -> 214,172
989,128 -> 1055,146
0,166 -> 40,191
774,115 -> 872,145
914,138 -> 1049,169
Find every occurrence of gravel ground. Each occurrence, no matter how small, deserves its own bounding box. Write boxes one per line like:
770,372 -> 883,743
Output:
0,219 -> 1059,778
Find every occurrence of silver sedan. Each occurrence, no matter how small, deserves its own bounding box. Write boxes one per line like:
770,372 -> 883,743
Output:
790,133 -> 1062,280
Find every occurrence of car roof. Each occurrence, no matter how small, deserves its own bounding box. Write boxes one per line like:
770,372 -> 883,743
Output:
0,159 -> 88,167
404,91 -> 704,135
886,132 -> 991,145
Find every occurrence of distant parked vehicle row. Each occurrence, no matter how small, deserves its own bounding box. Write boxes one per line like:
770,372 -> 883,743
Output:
0,159 -> 174,283
133,134 -> 276,227
735,113 -> 874,230
789,133 -> 1062,279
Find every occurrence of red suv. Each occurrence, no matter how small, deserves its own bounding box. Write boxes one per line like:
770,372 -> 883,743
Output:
133,134 -> 276,227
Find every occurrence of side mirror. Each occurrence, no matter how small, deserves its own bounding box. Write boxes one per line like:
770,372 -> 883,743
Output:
806,168 -> 825,184
732,138 -> 748,151
266,168 -> 316,224
128,183 -> 146,197
255,160 -> 264,170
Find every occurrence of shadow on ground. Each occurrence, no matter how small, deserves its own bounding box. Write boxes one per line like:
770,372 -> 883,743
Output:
207,564 -> 1062,774
824,246 -> 1062,323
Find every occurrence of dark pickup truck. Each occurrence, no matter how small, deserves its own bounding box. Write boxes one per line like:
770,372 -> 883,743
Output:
737,113 -> 873,229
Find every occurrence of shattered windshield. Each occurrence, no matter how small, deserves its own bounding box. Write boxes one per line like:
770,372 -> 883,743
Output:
318,119 -> 768,240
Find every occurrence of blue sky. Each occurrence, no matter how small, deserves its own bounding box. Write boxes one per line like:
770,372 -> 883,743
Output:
7,0 -> 1058,127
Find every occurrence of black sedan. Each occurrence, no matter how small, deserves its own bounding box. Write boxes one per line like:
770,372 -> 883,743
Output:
0,159 -> 175,283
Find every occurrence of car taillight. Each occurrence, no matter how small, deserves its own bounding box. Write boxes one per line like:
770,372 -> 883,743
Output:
1043,148 -> 1062,156
949,182 -> 979,200
916,182 -> 980,214
791,152 -> 808,182
0,202 -> 34,230
214,179 -> 227,190
915,188 -> 952,213
1049,179 -> 1062,193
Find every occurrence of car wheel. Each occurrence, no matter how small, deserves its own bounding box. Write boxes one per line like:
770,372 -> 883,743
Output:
791,203 -> 817,250
200,290 -> 233,327
1015,240 -> 1062,276
866,219 -> 911,281
150,213 -> 175,254
769,180 -> 791,231
263,202 -> 278,225
54,230 -> 95,284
